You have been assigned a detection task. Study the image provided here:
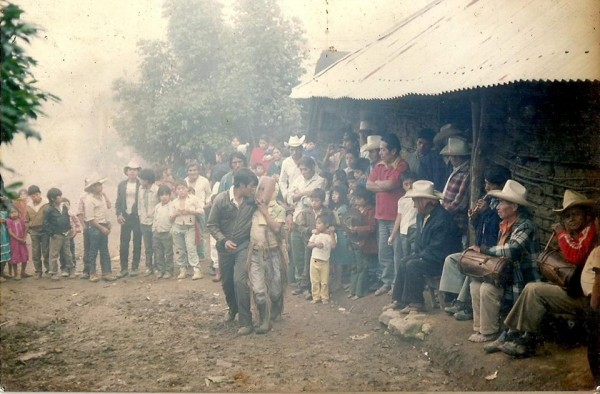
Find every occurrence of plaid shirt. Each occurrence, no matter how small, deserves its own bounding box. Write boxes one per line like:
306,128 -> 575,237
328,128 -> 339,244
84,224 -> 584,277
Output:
487,216 -> 541,303
442,161 -> 470,231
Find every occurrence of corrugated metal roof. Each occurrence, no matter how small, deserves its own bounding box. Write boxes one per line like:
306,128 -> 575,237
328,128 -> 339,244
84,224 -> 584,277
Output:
291,0 -> 600,100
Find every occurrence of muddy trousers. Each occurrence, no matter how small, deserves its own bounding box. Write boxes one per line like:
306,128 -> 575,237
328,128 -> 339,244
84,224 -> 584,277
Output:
140,223 -> 154,272
153,231 -> 174,275
503,282 -> 589,333
30,230 -> 49,275
218,243 -> 252,327
250,248 -> 283,318
49,234 -> 73,275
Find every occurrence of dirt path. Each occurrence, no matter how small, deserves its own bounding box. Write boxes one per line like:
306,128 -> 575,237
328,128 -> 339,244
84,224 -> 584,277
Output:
0,269 -> 595,392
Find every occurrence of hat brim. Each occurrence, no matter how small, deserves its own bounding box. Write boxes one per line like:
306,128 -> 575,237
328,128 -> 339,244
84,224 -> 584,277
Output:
552,200 -> 595,213
123,166 -> 141,175
440,146 -> 471,156
360,143 -> 380,153
487,190 -> 533,207
84,178 -> 107,192
405,190 -> 444,200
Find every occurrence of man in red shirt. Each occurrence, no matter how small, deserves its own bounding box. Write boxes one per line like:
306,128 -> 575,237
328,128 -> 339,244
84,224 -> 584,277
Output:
366,133 -> 408,296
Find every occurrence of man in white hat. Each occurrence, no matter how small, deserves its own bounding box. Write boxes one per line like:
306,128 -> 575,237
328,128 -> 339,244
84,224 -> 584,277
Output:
279,135 -> 305,202
385,180 -> 462,313
360,135 -> 382,174
83,175 -> 115,282
489,190 -> 597,357
440,136 -> 471,246
116,159 -> 142,278
77,174 -> 110,279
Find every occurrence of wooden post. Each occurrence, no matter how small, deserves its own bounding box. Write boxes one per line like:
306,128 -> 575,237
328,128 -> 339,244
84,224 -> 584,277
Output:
469,90 -> 486,244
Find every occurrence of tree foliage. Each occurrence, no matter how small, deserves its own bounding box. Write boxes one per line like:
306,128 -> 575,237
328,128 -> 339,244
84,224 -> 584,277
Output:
0,1 -> 59,145
112,0 -> 306,165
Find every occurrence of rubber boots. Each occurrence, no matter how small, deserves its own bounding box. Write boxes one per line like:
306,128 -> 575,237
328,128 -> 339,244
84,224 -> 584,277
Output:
255,302 -> 271,334
271,296 -> 283,322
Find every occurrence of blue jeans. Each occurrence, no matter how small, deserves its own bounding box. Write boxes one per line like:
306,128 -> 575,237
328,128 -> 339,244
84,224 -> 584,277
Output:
86,225 -> 112,275
377,220 -> 396,286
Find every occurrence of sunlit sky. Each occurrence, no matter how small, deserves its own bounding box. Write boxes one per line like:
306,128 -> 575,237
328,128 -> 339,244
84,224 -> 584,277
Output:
2,0 -> 430,197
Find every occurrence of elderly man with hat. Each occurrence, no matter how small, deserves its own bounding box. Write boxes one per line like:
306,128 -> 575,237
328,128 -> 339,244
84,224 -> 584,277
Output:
115,159 -> 142,278
360,135 -> 382,175
384,180 -> 462,313
463,180 -> 541,344
440,136 -> 471,246
83,174 -> 116,282
485,189 -> 597,356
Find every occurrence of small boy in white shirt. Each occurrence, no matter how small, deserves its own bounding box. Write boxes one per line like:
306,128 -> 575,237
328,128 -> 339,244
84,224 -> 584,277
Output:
307,213 -> 337,304
152,185 -> 174,279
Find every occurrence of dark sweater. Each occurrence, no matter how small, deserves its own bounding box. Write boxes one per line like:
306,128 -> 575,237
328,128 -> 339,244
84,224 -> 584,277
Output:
44,205 -> 71,237
207,189 -> 256,251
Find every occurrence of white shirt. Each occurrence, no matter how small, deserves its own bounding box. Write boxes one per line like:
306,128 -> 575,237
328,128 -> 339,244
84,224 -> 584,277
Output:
152,201 -> 173,232
138,184 -> 159,225
397,195 -> 418,235
581,245 -> 600,297
279,156 -> 302,201
309,232 -> 336,261
84,193 -> 109,223
185,175 -> 211,208
170,195 -> 203,226
287,173 -> 325,220
125,181 -> 137,214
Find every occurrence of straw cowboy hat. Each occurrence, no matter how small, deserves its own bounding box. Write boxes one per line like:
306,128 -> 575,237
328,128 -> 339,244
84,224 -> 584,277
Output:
486,180 -> 533,207
405,180 -> 444,200
284,135 -> 305,148
552,189 -> 595,213
440,137 -> 471,156
360,135 -> 382,153
359,120 -> 374,132
123,159 -> 142,175
433,123 -> 463,147
84,173 -> 107,192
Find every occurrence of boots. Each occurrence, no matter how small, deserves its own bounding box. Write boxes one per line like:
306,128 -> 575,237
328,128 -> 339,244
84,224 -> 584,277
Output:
270,297 -> 283,322
255,302 -> 271,334
177,267 -> 187,279
212,267 -> 221,282
192,267 -> 203,280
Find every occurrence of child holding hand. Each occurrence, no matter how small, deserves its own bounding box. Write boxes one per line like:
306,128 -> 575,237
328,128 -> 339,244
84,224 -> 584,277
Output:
307,213 -> 337,304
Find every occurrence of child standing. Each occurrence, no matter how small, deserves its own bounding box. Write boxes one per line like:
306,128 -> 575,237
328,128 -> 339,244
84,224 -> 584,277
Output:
153,185 -> 174,279
388,171 -> 418,290
330,185 -> 354,292
44,188 -> 75,280
347,186 -> 378,299
7,207 -> 29,280
170,181 -> 204,280
307,213 -> 337,304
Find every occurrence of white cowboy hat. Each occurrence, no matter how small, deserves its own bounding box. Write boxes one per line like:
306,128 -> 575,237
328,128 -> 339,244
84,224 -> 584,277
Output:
433,123 -> 463,146
123,159 -> 142,175
284,135 -> 306,148
404,180 -> 443,200
360,135 -> 382,153
236,142 -> 249,155
552,189 -> 595,213
486,179 -> 533,207
84,173 -> 107,192
440,136 -> 471,156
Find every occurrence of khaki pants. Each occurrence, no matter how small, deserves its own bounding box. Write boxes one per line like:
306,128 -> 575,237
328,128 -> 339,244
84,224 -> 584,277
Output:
310,258 -> 330,302
49,234 -> 73,275
504,282 -> 589,333
470,279 -> 503,335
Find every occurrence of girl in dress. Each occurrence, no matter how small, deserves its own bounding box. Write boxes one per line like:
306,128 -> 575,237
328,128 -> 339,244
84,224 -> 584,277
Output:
0,207 -> 10,281
6,207 -> 29,280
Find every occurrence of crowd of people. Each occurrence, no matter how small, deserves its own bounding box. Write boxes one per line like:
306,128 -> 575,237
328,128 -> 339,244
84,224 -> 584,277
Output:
0,124 -> 598,386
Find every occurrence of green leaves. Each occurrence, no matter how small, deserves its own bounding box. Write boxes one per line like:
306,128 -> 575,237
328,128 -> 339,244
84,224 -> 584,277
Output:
1,1 -> 59,145
112,0 -> 306,165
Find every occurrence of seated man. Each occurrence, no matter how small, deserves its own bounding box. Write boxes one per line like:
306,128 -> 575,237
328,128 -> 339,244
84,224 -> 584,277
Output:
485,190 -> 597,355
385,180 -> 462,313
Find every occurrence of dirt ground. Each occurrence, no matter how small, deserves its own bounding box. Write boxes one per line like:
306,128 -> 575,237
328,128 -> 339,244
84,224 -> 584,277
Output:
0,261 -> 596,393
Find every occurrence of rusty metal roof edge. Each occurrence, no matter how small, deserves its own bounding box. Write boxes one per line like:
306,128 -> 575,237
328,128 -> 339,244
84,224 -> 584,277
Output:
293,78 -> 600,101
